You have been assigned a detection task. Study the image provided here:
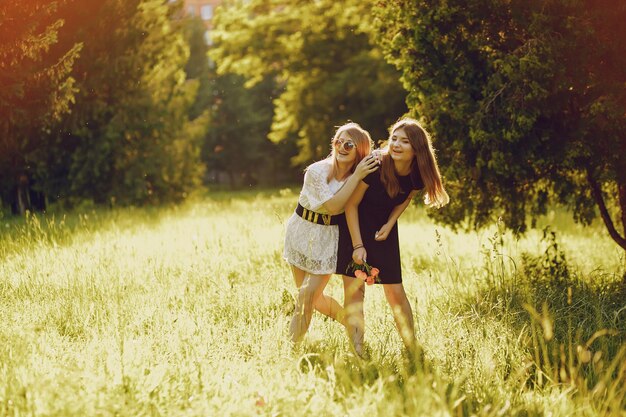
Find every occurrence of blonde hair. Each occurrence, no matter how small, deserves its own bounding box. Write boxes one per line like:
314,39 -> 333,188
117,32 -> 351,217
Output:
380,118 -> 449,208
326,122 -> 372,182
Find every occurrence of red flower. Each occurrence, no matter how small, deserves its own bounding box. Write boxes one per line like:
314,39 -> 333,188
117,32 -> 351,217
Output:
347,260 -> 381,285
354,270 -> 368,280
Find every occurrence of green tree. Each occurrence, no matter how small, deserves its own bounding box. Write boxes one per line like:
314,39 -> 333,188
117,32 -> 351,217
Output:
182,16 -> 284,188
375,0 -> 626,264
183,17 -> 213,120
209,0 -> 407,166
42,0 -> 205,206
204,73 -> 283,187
0,0 -> 81,214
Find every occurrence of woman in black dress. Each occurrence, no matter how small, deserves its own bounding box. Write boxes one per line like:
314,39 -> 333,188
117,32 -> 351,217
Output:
337,118 -> 449,352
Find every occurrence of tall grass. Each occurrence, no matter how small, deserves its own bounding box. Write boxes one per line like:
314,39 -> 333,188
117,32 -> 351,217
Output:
0,189 -> 624,416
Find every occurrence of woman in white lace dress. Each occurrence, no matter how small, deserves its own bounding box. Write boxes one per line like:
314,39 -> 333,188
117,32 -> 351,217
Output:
285,122 -> 379,348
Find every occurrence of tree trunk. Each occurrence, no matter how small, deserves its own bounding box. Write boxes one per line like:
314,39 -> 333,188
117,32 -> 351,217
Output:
16,174 -> 30,215
617,184 -> 626,242
619,182 -> 626,285
228,170 -> 235,189
586,169 -> 626,285
586,169 -> 626,250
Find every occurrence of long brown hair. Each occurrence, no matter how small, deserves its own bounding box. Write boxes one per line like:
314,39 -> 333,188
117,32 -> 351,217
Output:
326,122 -> 372,182
380,118 -> 449,208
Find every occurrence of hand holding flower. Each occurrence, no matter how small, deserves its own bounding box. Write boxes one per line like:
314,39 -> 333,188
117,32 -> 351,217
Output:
346,260 -> 381,285
352,247 -> 367,265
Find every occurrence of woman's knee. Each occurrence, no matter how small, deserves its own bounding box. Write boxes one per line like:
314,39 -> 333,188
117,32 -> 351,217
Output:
296,285 -> 315,310
301,275 -> 329,301
383,284 -> 407,304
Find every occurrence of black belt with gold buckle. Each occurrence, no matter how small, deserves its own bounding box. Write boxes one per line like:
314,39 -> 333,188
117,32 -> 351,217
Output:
295,203 -> 339,225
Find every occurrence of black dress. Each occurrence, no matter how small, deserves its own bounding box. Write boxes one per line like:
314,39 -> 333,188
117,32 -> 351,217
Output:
336,169 -> 423,284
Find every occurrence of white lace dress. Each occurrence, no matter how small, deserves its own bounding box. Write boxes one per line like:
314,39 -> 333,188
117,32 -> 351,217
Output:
283,160 -> 347,275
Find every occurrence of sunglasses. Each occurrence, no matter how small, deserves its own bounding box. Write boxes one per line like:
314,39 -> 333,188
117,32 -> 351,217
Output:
333,138 -> 356,152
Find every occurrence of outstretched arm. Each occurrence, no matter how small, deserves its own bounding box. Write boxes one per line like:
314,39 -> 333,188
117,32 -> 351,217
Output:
345,181 -> 369,264
375,190 -> 418,241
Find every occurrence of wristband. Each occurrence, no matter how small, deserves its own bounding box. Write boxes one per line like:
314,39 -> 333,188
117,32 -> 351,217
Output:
352,244 -> 364,250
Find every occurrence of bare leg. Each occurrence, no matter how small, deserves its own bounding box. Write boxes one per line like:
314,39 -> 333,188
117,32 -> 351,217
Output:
291,265 -> 344,325
342,275 -> 365,355
383,283 -> 416,351
289,274 -> 332,343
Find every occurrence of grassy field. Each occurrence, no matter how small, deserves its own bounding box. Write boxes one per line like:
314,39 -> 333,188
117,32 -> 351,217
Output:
1,189 -> 625,416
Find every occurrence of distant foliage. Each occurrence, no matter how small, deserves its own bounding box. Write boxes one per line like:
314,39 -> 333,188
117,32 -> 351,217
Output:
184,17 -> 289,187
0,0 -> 81,213
45,0 -> 205,206
203,73 -> 290,187
209,0 -> 408,166
0,0 -> 206,211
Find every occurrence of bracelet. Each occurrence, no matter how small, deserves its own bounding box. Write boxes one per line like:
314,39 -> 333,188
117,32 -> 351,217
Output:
352,244 -> 364,250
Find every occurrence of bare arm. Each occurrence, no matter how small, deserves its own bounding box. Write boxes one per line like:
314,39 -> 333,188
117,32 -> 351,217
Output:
374,190 -> 419,241
345,181 -> 369,264
322,156 -> 378,214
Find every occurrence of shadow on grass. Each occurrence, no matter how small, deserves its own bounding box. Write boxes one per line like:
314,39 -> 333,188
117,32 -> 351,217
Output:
442,236 -> 626,414
295,338 -> 431,385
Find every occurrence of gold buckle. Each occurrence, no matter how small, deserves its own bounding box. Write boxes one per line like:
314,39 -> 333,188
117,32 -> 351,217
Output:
301,206 -> 331,225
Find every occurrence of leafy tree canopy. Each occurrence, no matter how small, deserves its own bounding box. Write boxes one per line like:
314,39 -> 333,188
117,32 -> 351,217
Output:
0,0 -> 207,210
375,0 -> 626,253
209,0 -> 408,165
0,0 -> 81,212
